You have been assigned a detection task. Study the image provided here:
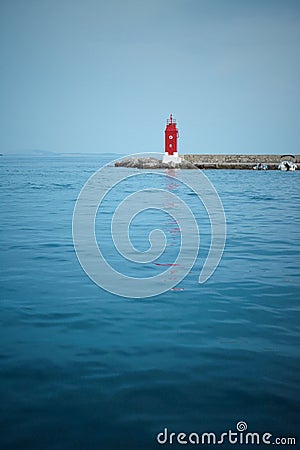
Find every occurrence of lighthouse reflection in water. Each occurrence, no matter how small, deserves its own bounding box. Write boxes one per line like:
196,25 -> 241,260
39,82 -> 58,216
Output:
157,169 -> 185,291
94,168 -> 208,293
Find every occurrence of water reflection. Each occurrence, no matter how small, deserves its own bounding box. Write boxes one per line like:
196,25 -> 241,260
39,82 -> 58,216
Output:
155,170 -> 185,291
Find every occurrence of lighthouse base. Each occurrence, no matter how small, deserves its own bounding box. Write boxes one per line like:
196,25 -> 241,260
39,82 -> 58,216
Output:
162,152 -> 182,164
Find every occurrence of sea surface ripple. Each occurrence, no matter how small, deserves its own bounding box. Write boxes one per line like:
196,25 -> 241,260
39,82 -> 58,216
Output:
0,156 -> 299,449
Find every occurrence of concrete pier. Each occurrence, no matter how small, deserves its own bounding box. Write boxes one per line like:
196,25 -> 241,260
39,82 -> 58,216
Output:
183,154 -> 300,170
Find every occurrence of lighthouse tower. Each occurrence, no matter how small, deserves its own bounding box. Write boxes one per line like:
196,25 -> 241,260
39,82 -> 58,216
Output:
163,114 -> 182,164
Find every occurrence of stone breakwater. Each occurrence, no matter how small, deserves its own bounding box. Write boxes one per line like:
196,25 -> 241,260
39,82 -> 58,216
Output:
115,155 -> 300,170
184,154 -> 300,170
115,157 -> 196,169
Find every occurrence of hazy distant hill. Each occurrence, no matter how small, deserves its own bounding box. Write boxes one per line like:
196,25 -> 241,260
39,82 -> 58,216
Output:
5,150 -> 125,157
6,149 -> 58,156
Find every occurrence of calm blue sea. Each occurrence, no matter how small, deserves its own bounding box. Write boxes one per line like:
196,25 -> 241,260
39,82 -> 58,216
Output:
1,156 -> 299,449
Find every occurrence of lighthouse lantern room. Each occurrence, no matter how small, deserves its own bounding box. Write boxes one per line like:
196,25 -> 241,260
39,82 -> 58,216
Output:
163,114 -> 182,164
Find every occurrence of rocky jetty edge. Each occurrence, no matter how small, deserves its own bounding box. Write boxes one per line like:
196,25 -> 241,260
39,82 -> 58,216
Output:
115,157 -> 196,169
115,154 -> 300,170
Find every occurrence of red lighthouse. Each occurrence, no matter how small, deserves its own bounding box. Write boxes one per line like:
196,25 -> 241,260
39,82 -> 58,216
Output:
163,114 -> 182,164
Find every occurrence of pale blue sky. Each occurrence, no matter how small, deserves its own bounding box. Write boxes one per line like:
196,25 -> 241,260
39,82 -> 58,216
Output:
1,0 -> 299,154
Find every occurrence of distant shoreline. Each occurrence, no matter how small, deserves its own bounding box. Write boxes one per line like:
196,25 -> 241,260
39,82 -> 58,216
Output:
1,152 -> 125,157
